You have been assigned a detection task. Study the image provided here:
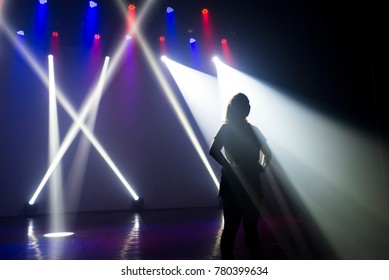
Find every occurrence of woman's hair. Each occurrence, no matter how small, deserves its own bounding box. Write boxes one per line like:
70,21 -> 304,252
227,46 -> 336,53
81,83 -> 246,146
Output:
225,93 -> 251,123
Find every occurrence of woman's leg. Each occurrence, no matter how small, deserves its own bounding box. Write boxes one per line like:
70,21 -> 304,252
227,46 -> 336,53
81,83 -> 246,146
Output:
220,199 -> 242,259
242,203 -> 261,259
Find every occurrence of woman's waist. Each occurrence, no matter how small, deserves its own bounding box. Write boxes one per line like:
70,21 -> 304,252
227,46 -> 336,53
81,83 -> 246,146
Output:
230,161 -> 259,168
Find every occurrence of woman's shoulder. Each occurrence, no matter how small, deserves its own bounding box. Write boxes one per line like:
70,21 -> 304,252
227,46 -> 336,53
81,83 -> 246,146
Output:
249,124 -> 267,141
249,123 -> 260,131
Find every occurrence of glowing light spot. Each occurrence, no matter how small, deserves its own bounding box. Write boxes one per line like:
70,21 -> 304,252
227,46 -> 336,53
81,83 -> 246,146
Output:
128,4 -> 136,11
52,31 -> 59,37
39,0 -> 47,4
89,1 -> 97,8
189,38 -> 196,44
202,8 -> 209,15
159,36 -> 165,42
17,30 -> 25,36
94,34 -> 100,40
166,7 -> 174,13
125,34 -> 132,41
221,38 -> 228,45
44,232 -> 74,238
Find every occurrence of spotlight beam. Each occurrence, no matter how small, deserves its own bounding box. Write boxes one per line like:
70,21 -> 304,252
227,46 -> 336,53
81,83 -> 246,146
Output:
1,16 -> 141,204
30,56 -> 140,204
57,1 -> 155,209
29,56 -> 111,205
121,19 -> 220,188
29,0 -> 156,206
43,1 -> 156,201
38,0 -> 158,203
0,17 -> 50,89
115,0 -> 220,188
48,54 -> 65,233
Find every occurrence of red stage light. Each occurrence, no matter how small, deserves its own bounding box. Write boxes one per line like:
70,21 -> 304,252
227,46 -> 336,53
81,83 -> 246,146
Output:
202,8 -> 209,15
221,38 -> 228,45
52,31 -> 59,37
94,34 -> 101,40
128,4 -> 136,11
159,36 -> 165,42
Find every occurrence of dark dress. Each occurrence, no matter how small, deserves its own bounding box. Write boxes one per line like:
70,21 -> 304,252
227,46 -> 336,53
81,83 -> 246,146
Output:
213,121 -> 267,259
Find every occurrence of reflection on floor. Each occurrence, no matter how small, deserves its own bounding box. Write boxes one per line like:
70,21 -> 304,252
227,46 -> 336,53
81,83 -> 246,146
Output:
0,207 -> 328,260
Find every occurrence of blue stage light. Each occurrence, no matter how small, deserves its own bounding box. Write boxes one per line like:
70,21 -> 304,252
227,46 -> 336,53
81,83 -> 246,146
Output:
166,7 -> 174,13
17,30 -> 25,36
89,1 -> 97,8
39,0 -> 47,4
189,38 -> 196,44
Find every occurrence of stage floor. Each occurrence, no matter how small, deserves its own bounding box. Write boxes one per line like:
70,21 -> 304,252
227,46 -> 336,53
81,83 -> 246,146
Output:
0,207 -> 328,260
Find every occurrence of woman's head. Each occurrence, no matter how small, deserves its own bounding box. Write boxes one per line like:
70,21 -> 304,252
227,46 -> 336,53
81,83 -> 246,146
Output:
225,93 -> 251,123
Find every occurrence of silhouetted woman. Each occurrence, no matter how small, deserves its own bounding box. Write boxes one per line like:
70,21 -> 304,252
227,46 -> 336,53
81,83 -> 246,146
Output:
209,93 -> 272,259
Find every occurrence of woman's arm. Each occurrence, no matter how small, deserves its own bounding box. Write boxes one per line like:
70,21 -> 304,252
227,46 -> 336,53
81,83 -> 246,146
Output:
260,142 -> 272,167
209,137 -> 231,169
